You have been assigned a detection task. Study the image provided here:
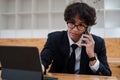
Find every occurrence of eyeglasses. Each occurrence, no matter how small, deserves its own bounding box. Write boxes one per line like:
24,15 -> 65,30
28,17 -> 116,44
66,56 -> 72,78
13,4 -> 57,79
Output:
67,23 -> 87,30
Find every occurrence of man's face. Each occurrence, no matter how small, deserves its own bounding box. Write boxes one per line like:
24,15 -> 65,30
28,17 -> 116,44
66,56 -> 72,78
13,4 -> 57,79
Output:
67,16 -> 86,42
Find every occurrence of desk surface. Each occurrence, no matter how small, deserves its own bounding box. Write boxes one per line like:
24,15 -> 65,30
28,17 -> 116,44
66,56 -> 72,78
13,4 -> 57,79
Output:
0,71 -> 119,80
45,73 -> 119,80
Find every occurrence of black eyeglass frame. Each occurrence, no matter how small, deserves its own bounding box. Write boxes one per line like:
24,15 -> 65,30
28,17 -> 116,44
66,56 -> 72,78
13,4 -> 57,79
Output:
67,22 -> 87,30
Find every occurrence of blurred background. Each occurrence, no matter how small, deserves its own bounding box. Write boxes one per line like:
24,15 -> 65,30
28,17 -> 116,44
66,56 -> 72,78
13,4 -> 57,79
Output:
0,0 -> 120,38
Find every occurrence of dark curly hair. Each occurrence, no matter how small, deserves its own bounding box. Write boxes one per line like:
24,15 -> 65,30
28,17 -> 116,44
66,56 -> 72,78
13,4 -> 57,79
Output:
64,2 -> 96,26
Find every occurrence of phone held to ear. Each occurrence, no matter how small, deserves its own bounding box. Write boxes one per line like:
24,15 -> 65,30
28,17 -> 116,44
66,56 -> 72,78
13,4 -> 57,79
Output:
81,26 -> 91,44
76,26 -> 91,46
84,26 -> 91,34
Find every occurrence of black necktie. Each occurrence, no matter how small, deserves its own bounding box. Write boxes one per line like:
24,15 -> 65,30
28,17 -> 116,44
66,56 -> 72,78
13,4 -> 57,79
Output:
67,44 -> 78,73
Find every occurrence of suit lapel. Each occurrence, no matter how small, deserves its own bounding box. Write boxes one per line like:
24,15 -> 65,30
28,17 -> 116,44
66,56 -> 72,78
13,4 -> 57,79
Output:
59,31 -> 70,72
60,31 -> 70,57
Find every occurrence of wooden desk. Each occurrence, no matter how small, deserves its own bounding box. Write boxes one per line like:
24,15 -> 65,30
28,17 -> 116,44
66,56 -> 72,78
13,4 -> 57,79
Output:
45,73 -> 119,80
108,58 -> 120,76
0,71 -> 118,80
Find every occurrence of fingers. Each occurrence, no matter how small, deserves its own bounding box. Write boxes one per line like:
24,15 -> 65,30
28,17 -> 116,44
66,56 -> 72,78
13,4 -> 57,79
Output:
82,34 -> 93,41
80,34 -> 94,46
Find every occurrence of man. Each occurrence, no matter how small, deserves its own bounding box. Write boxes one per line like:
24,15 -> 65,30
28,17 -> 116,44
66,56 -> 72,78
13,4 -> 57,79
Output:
41,2 -> 111,76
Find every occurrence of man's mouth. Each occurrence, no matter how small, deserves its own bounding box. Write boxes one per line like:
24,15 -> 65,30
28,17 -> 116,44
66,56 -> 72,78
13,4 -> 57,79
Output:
71,32 -> 78,37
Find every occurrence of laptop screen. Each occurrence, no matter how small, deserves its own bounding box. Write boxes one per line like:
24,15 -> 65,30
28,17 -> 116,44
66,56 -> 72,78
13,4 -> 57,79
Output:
0,45 -> 42,71
0,45 -> 58,80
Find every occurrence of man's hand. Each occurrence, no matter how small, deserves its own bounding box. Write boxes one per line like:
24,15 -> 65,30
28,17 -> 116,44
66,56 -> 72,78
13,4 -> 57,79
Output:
80,34 -> 95,58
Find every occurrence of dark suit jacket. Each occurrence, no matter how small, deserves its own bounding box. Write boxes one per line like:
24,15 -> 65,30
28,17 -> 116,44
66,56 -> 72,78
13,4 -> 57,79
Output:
41,31 -> 111,76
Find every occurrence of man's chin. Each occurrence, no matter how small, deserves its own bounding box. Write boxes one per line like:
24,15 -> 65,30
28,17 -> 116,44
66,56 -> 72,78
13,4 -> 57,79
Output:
70,36 -> 79,42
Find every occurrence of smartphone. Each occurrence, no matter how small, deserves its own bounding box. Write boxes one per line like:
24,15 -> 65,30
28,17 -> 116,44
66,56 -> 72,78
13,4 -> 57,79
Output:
85,26 -> 91,34
76,26 -> 91,46
81,26 -> 91,44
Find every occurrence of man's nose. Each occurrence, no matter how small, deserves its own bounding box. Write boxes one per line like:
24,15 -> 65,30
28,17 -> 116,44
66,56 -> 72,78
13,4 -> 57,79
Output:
72,26 -> 78,31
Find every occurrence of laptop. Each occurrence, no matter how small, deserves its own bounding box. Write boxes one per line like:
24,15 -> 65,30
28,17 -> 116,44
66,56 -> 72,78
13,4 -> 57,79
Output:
0,45 -> 58,80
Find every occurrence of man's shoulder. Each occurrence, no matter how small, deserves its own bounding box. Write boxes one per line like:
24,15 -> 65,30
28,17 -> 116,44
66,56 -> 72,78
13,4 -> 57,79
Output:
92,34 -> 104,43
48,30 -> 67,38
47,30 -> 68,43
